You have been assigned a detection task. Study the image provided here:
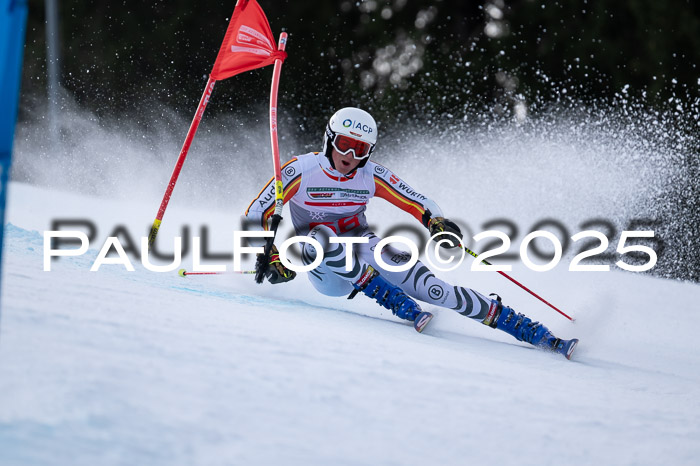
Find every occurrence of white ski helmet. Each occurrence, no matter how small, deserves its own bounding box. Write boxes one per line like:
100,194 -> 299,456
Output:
322,107 -> 377,169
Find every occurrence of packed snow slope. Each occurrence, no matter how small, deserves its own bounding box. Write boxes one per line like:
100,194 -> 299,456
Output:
3,103 -> 700,465
1,180 -> 699,466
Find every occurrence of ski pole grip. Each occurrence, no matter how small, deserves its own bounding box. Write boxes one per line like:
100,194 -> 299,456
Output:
255,214 -> 283,284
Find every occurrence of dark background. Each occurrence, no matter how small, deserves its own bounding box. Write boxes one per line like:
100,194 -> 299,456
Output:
17,0 -> 700,282
20,0 -> 700,126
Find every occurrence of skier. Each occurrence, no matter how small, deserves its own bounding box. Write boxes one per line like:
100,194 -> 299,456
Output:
245,107 -> 578,359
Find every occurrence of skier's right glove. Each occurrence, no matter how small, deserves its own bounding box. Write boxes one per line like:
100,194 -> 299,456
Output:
256,244 -> 296,284
427,217 -> 463,250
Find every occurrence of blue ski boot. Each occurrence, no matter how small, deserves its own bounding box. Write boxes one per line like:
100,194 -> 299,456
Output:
482,295 -> 579,360
349,266 -> 433,333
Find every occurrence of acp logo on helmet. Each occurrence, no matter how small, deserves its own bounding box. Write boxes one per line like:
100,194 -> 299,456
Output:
342,119 -> 373,134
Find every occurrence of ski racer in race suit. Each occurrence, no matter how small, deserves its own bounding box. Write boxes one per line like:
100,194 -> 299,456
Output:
245,107 -> 578,358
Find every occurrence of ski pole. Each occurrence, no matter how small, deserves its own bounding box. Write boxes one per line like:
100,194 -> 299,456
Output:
178,268 -> 255,277
256,32 -> 288,284
461,245 -> 575,322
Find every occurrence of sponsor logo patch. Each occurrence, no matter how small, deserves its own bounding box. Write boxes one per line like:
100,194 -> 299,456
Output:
341,118 -> 374,135
415,313 -> 432,332
428,284 -> 444,300
258,186 -> 275,207
309,210 -> 327,221
232,26 -> 274,56
483,301 -> 499,326
355,268 -> 374,288
390,252 -> 412,264
306,187 -> 370,200
397,182 -> 427,200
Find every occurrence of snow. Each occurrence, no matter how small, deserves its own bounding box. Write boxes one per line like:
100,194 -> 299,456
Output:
1,181 -> 699,466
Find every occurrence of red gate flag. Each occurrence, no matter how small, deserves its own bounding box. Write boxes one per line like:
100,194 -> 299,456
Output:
210,0 -> 287,81
148,0 -> 288,249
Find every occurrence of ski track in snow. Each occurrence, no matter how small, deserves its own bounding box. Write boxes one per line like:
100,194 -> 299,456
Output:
1,183 -> 700,466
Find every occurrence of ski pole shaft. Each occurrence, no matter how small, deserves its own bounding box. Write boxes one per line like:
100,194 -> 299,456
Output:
148,77 -> 217,250
462,245 -> 574,321
178,268 -> 255,277
256,32 -> 288,284
269,32 -> 287,218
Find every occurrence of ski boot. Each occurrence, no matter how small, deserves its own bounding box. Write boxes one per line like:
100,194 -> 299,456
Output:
349,266 -> 433,333
483,295 -> 579,360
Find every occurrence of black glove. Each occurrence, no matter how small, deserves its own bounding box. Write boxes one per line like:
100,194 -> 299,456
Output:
427,217 -> 463,249
256,244 -> 296,284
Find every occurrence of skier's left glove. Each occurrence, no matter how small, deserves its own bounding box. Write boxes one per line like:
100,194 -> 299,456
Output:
256,244 -> 296,284
427,216 -> 463,249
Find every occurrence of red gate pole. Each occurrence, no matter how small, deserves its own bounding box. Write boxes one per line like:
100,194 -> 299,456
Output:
148,77 -> 216,249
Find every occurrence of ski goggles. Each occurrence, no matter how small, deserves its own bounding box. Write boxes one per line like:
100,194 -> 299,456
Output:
331,134 -> 373,160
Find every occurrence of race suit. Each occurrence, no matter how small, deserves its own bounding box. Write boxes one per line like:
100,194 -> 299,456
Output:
244,152 -> 491,319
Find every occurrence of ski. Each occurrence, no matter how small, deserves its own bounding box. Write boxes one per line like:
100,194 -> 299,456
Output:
554,338 -> 579,360
414,311 -> 433,333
